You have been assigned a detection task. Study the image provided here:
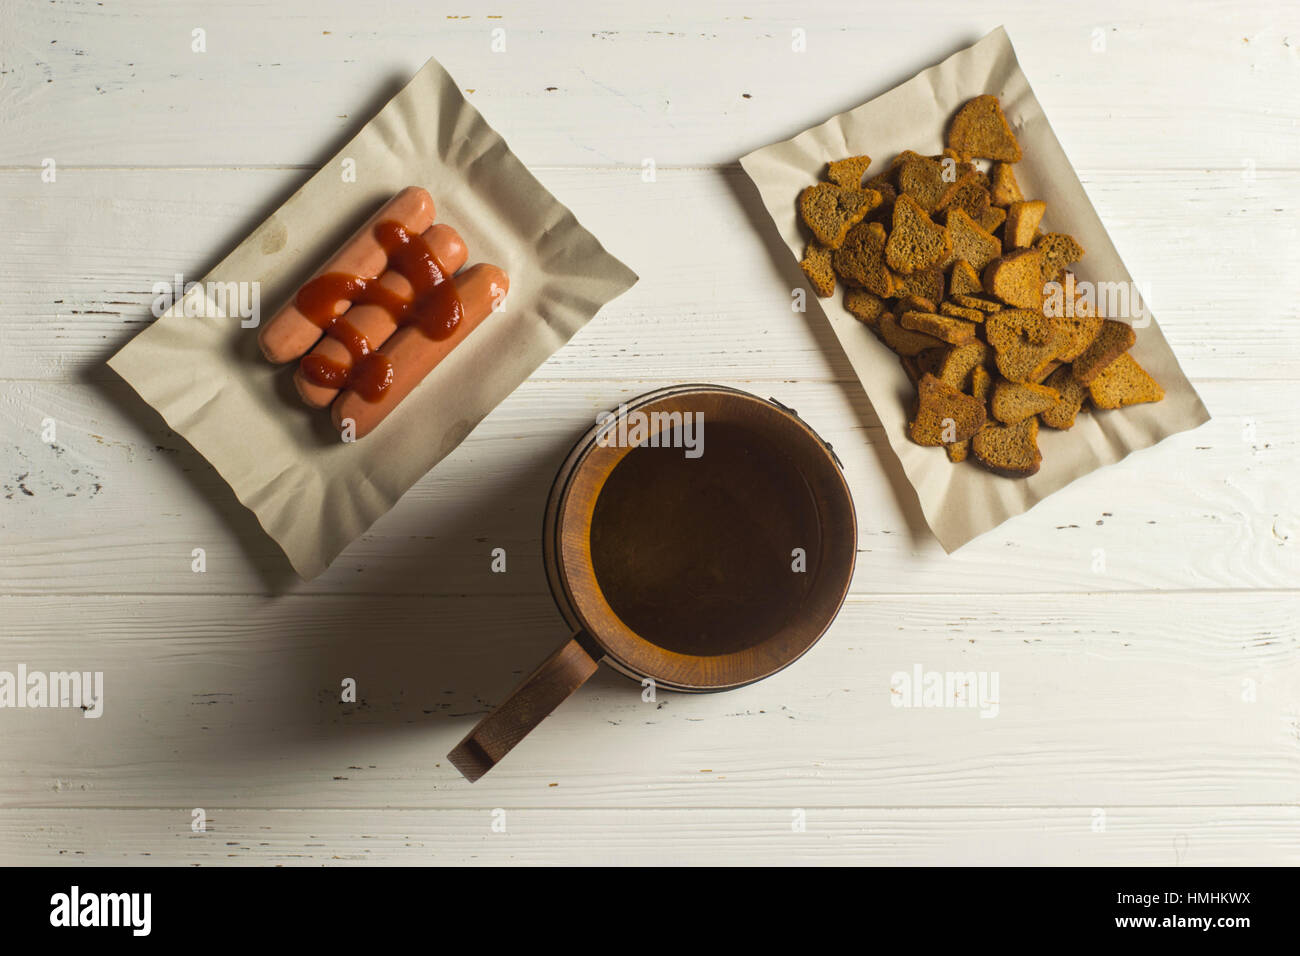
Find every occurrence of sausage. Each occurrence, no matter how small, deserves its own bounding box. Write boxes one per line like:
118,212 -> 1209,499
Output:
257,186 -> 436,364
292,223 -> 468,408
331,264 -> 508,440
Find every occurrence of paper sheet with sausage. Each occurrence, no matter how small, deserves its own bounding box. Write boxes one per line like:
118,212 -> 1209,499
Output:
106,56 -> 638,580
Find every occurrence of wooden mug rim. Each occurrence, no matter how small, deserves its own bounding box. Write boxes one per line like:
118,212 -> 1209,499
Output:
552,387 -> 857,691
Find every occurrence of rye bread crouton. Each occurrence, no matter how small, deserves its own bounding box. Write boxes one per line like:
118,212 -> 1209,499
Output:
947,363 -> 996,462
942,208 -> 1001,272
1039,364 -> 1089,429
985,308 -> 1062,383
901,310 -> 978,345
886,195 -> 952,274
897,155 -> 968,214
983,249 -> 1046,309
892,266 -> 945,304
799,183 -> 880,249
1087,353 -> 1165,409
1072,319 -> 1136,383
844,289 -> 886,327
879,311 -> 946,355
939,301 -> 986,323
1036,232 -> 1085,283
897,294 -> 937,314
901,346 -> 950,386
832,220 -> 895,296
980,206 -> 1008,234
937,340 -> 990,391
991,379 -> 1061,424
972,417 -> 1042,477
1050,312 -> 1105,362
1004,199 -> 1047,251
826,154 -> 872,188
800,242 -> 836,298
908,373 -> 987,447
947,95 -> 1023,162
990,162 -> 1024,206
951,293 -> 1002,314
940,176 -> 994,225
948,259 -> 983,296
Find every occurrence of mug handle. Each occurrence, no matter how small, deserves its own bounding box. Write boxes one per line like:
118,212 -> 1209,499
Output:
448,633 -> 601,782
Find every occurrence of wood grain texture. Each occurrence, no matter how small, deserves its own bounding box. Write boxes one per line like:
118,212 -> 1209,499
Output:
0,592 -> 1294,809
1,0 -> 1297,865
2,2 -> 1297,168
2,807 -> 1296,866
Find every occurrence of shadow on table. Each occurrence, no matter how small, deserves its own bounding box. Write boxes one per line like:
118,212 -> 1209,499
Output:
128,401 -> 636,784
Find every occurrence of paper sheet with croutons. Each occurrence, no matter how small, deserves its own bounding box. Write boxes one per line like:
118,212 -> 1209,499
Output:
740,26 -> 1210,551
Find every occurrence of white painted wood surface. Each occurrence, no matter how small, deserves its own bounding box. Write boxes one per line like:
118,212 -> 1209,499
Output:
1,0 -> 1297,865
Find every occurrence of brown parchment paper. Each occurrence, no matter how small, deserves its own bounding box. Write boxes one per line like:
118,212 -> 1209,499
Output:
108,56 -> 638,579
739,26 -> 1210,552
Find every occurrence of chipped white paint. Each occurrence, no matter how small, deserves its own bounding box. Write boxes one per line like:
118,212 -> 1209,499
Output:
0,0 -> 1297,865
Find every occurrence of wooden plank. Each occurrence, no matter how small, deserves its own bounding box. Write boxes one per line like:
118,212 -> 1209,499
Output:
2,2 -> 1297,168
1,378 -> 1294,596
0,592 -> 1294,810
1,167 -> 1296,384
2,806 -> 1295,866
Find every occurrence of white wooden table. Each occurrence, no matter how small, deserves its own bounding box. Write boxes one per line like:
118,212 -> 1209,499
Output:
2,1 -> 1297,866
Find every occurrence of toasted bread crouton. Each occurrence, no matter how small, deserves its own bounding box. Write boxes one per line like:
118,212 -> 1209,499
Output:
800,242 -> 836,298
947,95 -> 1022,162
916,346 -> 949,379
1050,312 -> 1105,362
799,183 -> 880,249
1036,232 -> 1085,283
1004,199 -> 1047,251
992,379 -> 1061,424
831,220 -> 894,296
947,362 -> 995,462
897,155 -> 969,214
990,162 -> 1023,206
886,195 -> 952,274
896,294 -> 936,314
865,172 -> 897,200
1072,319 -> 1136,383
908,373 -> 987,447
844,289 -> 885,327
892,266 -> 945,304
901,310 -> 978,345
940,176 -> 994,225
972,417 -> 1042,477
971,363 -> 994,405
1039,364 -> 1088,429
901,347 -> 951,387
826,154 -> 872,188
1031,359 -> 1062,383
942,208 -> 1001,272
983,249 -> 1045,309
879,311 -> 947,355
940,300 -> 986,323
948,259 -> 983,296
980,206 -> 1007,234
951,293 -> 1002,314
937,340 -> 990,391
1087,353 -> 1164,409
985,308 -> 1062,383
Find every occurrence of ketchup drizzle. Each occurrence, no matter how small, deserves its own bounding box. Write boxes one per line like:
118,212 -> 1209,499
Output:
295,220 -> 464,401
